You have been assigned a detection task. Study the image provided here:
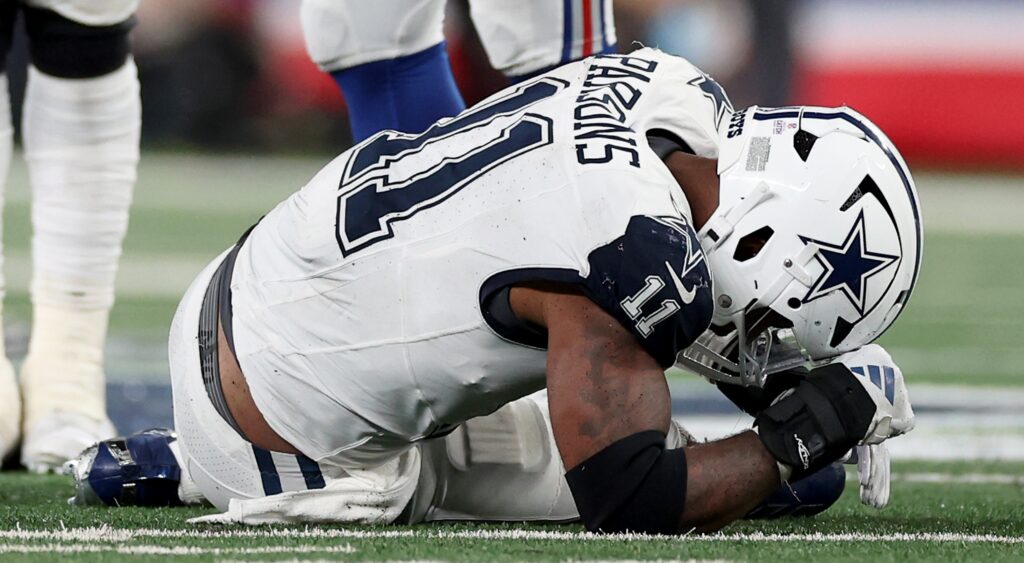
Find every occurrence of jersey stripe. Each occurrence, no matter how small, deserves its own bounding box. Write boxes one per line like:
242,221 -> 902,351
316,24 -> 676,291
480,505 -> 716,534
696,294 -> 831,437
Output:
581,0 -> 594,57
561,0 -> 573,63
598,0 -> 608,52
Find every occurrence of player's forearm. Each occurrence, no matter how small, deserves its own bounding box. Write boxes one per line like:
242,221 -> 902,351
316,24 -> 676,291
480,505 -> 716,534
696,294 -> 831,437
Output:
680,430 -> 780,532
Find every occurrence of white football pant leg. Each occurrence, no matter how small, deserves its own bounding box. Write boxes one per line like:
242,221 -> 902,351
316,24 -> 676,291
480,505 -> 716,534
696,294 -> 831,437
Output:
416,391 -> 693,524
22,0 -> 138,27
301,0 -> 445,72
420,391 -> 579,523
469,0 -> 616,77
0,73 -> 19,461
170,254 -> 418,523
19,60 -> 139,471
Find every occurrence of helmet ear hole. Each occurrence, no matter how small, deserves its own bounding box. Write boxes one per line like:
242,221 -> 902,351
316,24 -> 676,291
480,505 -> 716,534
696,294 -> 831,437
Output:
733,226 -> 775,262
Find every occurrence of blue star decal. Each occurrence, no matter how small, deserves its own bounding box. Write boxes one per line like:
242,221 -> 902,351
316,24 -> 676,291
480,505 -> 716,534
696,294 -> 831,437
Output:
688,71 -> 733,130
799,211 -> 899,316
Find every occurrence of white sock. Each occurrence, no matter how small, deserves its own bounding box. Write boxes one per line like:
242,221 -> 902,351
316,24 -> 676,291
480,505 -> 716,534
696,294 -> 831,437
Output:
0,74 -> 19,457
20,61 -> 140,427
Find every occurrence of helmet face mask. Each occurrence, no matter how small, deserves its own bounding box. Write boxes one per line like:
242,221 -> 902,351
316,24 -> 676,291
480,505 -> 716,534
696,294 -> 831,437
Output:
679,306 -> 808,387
677,106 -> 923,387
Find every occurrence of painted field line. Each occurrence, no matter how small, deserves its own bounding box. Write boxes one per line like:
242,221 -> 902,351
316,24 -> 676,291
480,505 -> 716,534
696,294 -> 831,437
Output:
0,526 -> 413,542
432,530 -> 1024,544
2,527 -> 1023,545
0,543 -> 355,555
843,472 -> 1024,485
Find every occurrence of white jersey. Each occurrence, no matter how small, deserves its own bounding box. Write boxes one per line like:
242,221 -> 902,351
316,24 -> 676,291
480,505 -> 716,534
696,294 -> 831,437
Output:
230,49 -> 727,465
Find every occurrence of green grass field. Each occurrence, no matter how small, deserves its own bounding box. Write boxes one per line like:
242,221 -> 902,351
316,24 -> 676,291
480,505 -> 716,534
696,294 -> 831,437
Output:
2,153 -> 1023,386
0,461 -> 1022,561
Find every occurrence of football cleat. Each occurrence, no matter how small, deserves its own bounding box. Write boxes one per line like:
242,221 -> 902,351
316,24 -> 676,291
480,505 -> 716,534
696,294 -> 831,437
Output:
0,356 -> 20,463
745,460 -> 846,519
22,412 -> 116,474
19,306 -> 114,472
65,428 -> 184,507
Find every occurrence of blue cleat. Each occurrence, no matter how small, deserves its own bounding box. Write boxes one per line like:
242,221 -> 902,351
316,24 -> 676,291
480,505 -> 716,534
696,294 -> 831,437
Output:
64,428 -> 183,507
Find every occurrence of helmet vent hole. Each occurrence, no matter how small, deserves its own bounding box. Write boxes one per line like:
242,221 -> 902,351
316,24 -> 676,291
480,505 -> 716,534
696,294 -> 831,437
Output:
733,226 -> 775,262
787,297 -> 801,310
793,129 -> 818,162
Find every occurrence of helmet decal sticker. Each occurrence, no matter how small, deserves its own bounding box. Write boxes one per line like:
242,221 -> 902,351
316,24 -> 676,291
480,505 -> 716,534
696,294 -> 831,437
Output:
799,210 -> 899,316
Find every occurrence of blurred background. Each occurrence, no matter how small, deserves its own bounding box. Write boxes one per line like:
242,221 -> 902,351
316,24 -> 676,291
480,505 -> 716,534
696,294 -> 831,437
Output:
2,0 -> 1023,457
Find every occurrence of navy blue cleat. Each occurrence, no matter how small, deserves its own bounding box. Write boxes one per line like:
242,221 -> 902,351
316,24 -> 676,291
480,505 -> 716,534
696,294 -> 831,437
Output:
745,461 -> 847,519
64,428 -> 183,507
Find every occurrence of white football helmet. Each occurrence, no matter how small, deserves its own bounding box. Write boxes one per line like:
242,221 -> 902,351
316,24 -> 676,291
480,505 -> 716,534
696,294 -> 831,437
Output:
677,106 -> 923,387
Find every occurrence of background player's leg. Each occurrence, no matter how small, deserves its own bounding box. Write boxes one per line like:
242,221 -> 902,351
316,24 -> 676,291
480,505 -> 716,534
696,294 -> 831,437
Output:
0,8 -> 22,461
300,0 -> 464,142
331,43 -> 465,142
18,5 -> 139,471
469,0 -> 617,82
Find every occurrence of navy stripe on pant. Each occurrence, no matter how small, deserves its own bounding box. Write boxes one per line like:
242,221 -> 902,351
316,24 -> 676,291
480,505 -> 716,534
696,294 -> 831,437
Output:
252,446 -> 283,496
252,446 -> 327,496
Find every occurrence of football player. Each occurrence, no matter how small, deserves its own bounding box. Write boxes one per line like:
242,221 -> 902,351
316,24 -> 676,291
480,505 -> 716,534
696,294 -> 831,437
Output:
0,0 -> 140,470
300,0 -> 616,142
71,49 -> 921,532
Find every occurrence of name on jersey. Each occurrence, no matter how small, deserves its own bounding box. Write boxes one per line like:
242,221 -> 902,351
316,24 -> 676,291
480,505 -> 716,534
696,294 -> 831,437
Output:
727,110 -> 746,138
573,54 -> 659,169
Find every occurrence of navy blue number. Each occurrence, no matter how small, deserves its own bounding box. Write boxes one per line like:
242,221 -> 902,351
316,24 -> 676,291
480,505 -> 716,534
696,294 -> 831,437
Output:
335,78 -> 565,256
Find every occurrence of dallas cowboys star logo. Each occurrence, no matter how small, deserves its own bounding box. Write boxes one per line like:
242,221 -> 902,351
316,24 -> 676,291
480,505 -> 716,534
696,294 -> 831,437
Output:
799,211 -> 899,316
688,71 -> 733,130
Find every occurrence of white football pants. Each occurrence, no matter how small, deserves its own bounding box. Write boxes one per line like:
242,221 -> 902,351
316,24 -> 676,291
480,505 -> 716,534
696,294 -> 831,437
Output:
170,250 -> 577,525
301,0 -> 616,77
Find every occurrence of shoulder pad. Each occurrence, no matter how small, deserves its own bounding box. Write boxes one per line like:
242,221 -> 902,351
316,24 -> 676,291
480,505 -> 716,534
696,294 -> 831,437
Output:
581,215 -> 714,367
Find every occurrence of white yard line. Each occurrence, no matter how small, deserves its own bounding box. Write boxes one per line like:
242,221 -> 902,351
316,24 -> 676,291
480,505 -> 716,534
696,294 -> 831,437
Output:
1,527 -> 1022,545
0,526 -> 414,542
892,472 -> 1024,485
843,471 -> 1024,486
677,411 -> 1024,461
0,543 -> 356,555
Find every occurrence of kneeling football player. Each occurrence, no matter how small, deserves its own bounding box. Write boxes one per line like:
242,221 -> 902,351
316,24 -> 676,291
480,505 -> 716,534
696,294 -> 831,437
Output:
70,49 -> 921,532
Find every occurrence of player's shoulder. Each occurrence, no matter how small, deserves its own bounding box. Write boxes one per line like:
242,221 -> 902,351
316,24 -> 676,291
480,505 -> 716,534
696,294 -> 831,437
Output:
570,47 -> 729,162
578,210 -> 714,367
